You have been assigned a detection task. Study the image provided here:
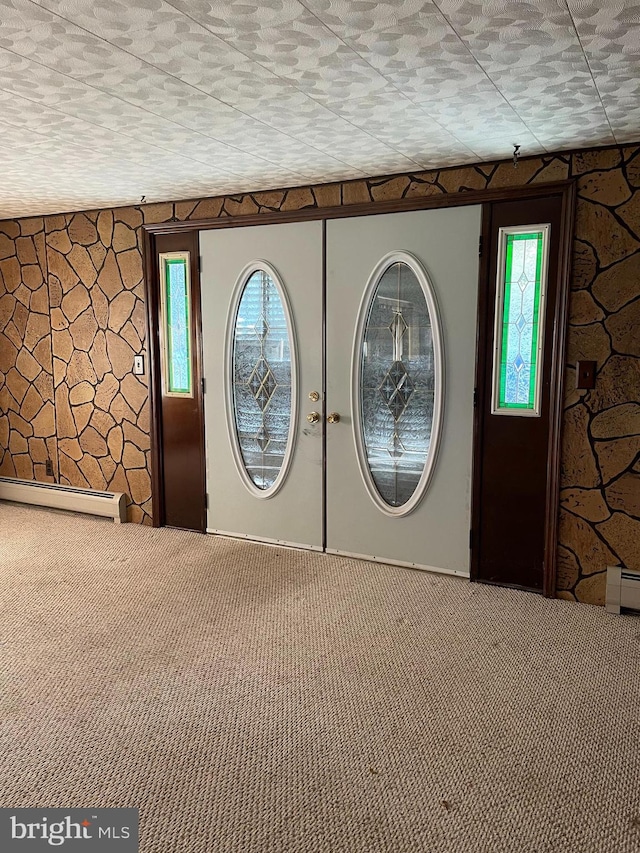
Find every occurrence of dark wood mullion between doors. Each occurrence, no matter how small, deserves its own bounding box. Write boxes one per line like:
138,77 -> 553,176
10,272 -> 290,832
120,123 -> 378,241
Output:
469,204 -> 494,582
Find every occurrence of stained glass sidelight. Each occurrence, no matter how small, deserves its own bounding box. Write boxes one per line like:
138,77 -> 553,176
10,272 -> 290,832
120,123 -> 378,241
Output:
160,253 -> 192,396
493,227 -> 548,415
231,268 -> 293,491
359,259 -> 439,510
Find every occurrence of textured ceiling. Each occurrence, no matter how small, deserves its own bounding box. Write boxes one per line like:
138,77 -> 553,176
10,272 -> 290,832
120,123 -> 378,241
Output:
1,0 -> 639,218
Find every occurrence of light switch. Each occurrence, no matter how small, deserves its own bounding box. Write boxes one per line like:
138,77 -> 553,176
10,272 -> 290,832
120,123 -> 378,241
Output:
576,360 -> 596,390
133,355 -> 145,375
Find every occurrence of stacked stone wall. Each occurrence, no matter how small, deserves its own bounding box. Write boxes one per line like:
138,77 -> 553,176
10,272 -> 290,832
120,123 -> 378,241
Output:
0,217 -> 57,483
1,144 -> 639,603
45,209 -> 150,523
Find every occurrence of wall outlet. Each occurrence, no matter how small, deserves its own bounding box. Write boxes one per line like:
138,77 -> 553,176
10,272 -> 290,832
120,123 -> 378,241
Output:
133,355 -> 145,375
45,459 -> 54,476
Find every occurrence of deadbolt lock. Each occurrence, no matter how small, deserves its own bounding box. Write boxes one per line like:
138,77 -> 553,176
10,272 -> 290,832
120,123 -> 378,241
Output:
307,411 -> 320,424
308,391 -> 320,402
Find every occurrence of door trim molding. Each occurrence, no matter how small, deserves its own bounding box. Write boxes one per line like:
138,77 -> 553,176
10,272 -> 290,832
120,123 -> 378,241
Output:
144,229 -> 165,528
143,181 -> 574,236
544,182 -> 576,597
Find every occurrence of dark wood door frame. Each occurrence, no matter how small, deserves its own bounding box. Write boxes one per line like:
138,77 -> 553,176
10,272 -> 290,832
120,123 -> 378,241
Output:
143,228 -> 165,527
143,229 -> 206,530
142,180 -> 575,595
471,186 -> 576,596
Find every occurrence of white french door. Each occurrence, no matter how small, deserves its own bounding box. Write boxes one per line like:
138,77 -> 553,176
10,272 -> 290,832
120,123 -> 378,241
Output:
200,206 -> 481,574
326,207 -> 481,574
200,221 -> 323,549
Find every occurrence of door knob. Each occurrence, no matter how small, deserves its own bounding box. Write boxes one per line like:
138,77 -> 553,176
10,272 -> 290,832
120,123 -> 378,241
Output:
327,412 -> 341,424
307,411 -> 320,424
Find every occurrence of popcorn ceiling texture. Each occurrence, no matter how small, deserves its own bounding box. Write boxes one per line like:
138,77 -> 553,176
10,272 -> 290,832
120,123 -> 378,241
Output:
2,0 -> 640,219
1,144 -> 640,602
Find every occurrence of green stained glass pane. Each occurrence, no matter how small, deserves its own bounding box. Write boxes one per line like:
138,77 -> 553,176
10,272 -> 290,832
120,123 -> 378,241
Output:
497,231 -> 545,412
164,257 -> 192,395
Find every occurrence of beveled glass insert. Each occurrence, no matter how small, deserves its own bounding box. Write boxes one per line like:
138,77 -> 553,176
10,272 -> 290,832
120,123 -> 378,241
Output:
492,227 -> 548,415
232,268 -> 292,490
360,261 -> 436,508
160,253 -> 192,396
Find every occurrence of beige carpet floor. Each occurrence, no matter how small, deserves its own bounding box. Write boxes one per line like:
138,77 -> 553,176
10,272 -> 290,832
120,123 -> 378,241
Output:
1,502 -> 640,852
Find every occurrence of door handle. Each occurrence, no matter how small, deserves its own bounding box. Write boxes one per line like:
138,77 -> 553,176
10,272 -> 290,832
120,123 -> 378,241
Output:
327,412 -> 341,424
307,411 -> 320,424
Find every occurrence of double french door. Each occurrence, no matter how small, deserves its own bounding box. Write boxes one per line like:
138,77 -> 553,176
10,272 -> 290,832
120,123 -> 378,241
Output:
200,206 -> 482,576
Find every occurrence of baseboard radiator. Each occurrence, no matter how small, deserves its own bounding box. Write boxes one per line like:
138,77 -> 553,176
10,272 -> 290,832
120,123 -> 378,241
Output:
606,566 -> 640,614
0,477 -> 127,523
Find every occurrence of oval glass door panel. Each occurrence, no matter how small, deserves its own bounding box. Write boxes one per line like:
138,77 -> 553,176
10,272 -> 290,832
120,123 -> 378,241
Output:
230,266 -> 296,495
356,254 -> 444,515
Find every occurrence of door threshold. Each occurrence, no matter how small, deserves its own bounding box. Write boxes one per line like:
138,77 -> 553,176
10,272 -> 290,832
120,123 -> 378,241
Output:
206,531 -> 470,578
472,577 -> 543,595
207,528 -> 323,552
325,548 -> 470,578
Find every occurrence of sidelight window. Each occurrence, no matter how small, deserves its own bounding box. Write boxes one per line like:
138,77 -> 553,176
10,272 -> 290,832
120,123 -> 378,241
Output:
491,226 -> 549,417
159,252 -> 193,397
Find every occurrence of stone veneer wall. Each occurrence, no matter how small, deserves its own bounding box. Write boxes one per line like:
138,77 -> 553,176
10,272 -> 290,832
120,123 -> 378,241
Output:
0,218 -> 56,483
1,144 -> 639,603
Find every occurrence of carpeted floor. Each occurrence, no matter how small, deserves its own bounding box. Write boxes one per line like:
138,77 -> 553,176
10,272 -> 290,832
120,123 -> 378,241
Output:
1,502 -> 639,852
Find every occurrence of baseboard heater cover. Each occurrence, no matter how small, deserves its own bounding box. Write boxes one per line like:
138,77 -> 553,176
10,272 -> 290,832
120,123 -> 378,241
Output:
606,566 -> 640,614
0,477 -> 127,523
